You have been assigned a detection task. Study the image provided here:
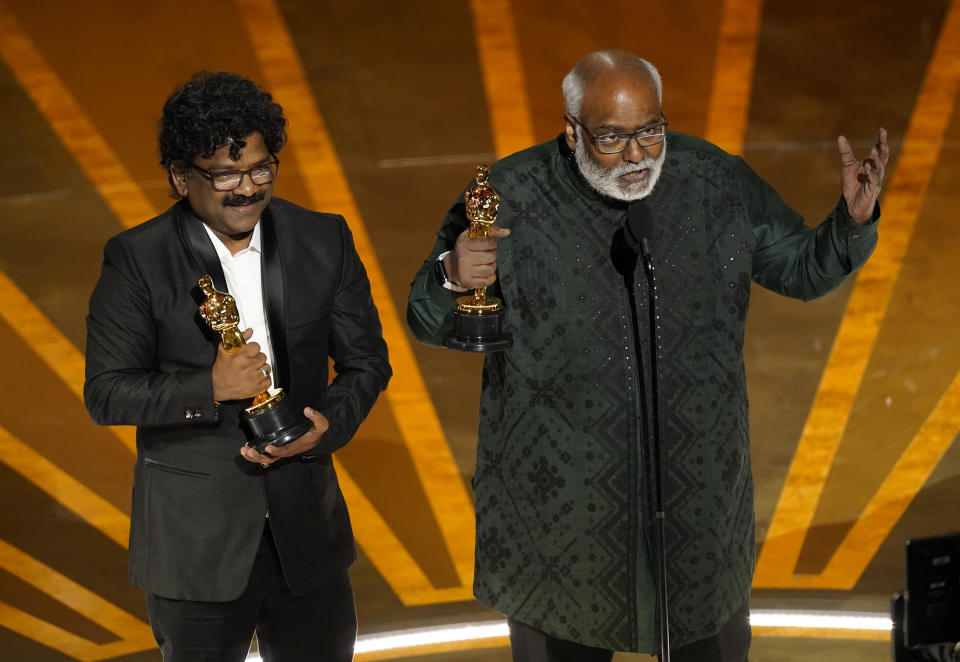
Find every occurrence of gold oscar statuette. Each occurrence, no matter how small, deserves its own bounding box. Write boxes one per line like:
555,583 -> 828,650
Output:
442,164 -> 513,352
197,275 -> 311,452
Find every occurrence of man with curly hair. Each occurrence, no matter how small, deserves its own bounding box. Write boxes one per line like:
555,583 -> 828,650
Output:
84,71 -> 391,661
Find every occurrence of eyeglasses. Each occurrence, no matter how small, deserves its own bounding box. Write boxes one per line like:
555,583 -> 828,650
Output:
568,114 -> 668,154
191,159 -> 280,191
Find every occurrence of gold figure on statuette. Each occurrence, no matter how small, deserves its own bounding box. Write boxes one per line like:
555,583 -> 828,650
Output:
197,275 -> 311,450
443,165 -> 513,352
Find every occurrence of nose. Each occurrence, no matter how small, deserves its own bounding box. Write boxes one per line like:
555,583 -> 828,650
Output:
234,172 -> 259,196
622,137 -> 646,164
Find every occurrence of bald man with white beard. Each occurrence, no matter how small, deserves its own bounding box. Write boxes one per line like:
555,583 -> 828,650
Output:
408,50 -> 888,662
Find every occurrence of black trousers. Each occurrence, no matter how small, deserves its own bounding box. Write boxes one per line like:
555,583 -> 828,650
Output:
508,603 -> 751,662
146,521 -> 356,662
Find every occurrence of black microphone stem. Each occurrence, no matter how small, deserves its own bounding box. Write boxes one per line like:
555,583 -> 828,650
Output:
640,238 -> 671,662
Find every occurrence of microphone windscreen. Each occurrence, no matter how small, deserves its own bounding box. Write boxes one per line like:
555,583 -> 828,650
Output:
610,227 -> 638,278
627,201 -> 654,257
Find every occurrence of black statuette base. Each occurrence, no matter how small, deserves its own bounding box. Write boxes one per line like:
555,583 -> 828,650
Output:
244,398 -> 312,453
443,308 -> 512,353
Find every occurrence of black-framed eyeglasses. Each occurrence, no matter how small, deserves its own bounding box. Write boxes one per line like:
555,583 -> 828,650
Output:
568,114 -> 668,154
191,159 -> 280,191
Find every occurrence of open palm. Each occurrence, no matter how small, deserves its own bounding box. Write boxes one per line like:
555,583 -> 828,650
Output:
838,127 -> 889,224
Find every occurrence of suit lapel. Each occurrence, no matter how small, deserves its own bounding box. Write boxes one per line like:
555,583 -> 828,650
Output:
177,201 -> 229,293
260,206 -> 290,390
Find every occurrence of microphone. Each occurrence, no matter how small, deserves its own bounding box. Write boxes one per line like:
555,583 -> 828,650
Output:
611,200 -> 655,278
627,200 -> 654,258
626,197 -> 670,661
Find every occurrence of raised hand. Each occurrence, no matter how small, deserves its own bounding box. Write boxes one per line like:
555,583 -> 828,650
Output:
838,127 -> 889,224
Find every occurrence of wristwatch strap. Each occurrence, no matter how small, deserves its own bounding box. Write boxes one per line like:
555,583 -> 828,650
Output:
435,251 -> 469,292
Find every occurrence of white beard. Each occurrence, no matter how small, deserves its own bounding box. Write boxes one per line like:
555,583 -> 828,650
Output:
574,130 -> 666,201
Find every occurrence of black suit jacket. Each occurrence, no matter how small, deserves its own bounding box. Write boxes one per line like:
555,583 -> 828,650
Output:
84,198 -> 391,601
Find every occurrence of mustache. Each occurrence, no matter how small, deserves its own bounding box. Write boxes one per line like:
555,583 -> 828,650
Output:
221,190 -> 266,207
608,159 -> 658,177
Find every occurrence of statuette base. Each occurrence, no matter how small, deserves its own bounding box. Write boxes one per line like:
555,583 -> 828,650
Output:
243,392 -> 312,453
443,307 -> 512,353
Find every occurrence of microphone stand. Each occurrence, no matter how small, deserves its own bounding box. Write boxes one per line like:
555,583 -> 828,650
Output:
640,237 -> 671,662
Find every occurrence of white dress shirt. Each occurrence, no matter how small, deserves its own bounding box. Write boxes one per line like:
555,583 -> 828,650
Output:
203,222 -> 276,390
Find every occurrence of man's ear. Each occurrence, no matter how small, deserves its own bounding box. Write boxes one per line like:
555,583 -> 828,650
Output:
170,167 -> 190,198
563,114 -> 578,151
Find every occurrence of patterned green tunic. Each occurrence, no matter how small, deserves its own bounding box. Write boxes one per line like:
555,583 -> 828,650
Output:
407,133 -> 878,652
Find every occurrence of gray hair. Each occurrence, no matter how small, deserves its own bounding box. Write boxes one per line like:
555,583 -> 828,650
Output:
562,50 -> 662,117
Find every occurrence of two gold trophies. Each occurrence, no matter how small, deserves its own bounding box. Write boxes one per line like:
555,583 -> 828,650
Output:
442,165 -> 512,353
197,275 -> 311,452
196,163 -> 508,445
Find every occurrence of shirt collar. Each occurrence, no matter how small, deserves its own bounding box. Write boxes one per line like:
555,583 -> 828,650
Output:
202,220 -> 262,261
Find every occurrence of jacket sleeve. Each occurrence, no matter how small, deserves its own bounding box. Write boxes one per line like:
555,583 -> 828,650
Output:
84,235 -> 220,427
740,157 -> 880,301
406,200 -> 473,347
315,220 -> 392,454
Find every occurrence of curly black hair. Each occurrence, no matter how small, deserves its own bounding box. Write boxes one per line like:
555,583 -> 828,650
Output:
158,71 -> 287,198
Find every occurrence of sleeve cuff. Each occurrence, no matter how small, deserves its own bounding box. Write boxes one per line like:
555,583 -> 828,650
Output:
179,369 -> 222,423
837,195 -> 881,231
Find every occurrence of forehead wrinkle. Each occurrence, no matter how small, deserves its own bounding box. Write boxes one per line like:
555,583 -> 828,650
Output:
594,115 -> 662,133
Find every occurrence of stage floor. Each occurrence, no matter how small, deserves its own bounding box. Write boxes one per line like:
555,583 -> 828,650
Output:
1,0 -> 959,660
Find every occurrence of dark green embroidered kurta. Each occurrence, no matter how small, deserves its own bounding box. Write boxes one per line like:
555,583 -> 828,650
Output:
407,133 -> 878,652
